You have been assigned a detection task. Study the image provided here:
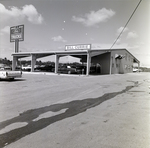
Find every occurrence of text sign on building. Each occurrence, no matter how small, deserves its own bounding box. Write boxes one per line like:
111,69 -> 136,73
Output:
10,25 -> 24,42
65,44 -> 91,50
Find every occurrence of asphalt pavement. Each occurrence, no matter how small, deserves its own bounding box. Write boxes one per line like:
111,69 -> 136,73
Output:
0,72 -> 150,148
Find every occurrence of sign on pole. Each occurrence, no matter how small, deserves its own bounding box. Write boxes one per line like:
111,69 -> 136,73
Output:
10,25 -> 24,53
65,44 -> 91,50
10,25 -> 24,42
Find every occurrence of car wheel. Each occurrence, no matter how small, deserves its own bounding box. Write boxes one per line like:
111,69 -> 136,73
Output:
9,78 -> 14,81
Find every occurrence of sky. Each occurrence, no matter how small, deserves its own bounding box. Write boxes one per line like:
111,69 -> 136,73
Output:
0,0 -> 150,67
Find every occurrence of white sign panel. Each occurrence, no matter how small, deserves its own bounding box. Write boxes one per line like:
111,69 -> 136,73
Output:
10,25 -> 24,42
65,44 -> 91,50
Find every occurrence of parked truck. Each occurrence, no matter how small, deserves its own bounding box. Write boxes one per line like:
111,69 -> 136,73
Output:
0,67 -> 22,80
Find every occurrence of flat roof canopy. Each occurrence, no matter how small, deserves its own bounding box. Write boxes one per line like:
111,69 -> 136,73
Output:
12,48 -> 140,63
12,49 -> 112,59
12,50 -> 88,58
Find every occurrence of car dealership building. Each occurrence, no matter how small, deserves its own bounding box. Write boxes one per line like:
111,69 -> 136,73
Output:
12,44 -> 140,75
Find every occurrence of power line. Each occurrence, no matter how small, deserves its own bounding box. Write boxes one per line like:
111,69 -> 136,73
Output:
110,0 -> 142,49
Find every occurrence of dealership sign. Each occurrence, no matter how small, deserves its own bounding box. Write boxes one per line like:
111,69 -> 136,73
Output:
10,25 -> 24,42
65,44 -> 91,50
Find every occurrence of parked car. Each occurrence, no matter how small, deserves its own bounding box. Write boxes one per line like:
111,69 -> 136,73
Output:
58,65 -> 77,74
35,65 -> 54,72
133,68 -> 142,72
75,65 -> 86,74
22,65 -> 31,71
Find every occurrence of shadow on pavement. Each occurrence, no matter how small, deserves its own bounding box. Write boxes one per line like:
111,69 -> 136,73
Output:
0,79 -> 25,82
0,84 -> 135,147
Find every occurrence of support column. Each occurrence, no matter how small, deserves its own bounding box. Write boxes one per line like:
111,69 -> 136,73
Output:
138,62 -> 140,72
31,55 -> 36,72
86,52 -> 91,76
12,56 -> 17,71
109,53 -> 112,75
55,55 -> 59,74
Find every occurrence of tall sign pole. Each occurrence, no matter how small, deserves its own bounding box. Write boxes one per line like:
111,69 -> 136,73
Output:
10,25 -> 24,70
15,39 -> 19,53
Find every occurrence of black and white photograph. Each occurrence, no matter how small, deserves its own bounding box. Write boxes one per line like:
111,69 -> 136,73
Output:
0,0 -> 150,147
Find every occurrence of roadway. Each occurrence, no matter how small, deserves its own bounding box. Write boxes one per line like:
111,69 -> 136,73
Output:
0,72 -> 150,148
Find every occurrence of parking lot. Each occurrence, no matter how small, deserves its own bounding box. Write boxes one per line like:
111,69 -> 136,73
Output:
0,72 -> 150,148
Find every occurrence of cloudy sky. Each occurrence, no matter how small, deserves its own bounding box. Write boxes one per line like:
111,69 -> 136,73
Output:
0,0 -> 150,67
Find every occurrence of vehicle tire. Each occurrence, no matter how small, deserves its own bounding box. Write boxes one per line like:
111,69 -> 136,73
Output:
9,78 -> 14,81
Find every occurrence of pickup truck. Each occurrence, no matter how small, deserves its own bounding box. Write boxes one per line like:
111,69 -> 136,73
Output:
0,69 -> 22,80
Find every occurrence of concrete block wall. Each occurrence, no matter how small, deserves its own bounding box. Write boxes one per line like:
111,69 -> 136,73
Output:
111,49 -> 134,74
